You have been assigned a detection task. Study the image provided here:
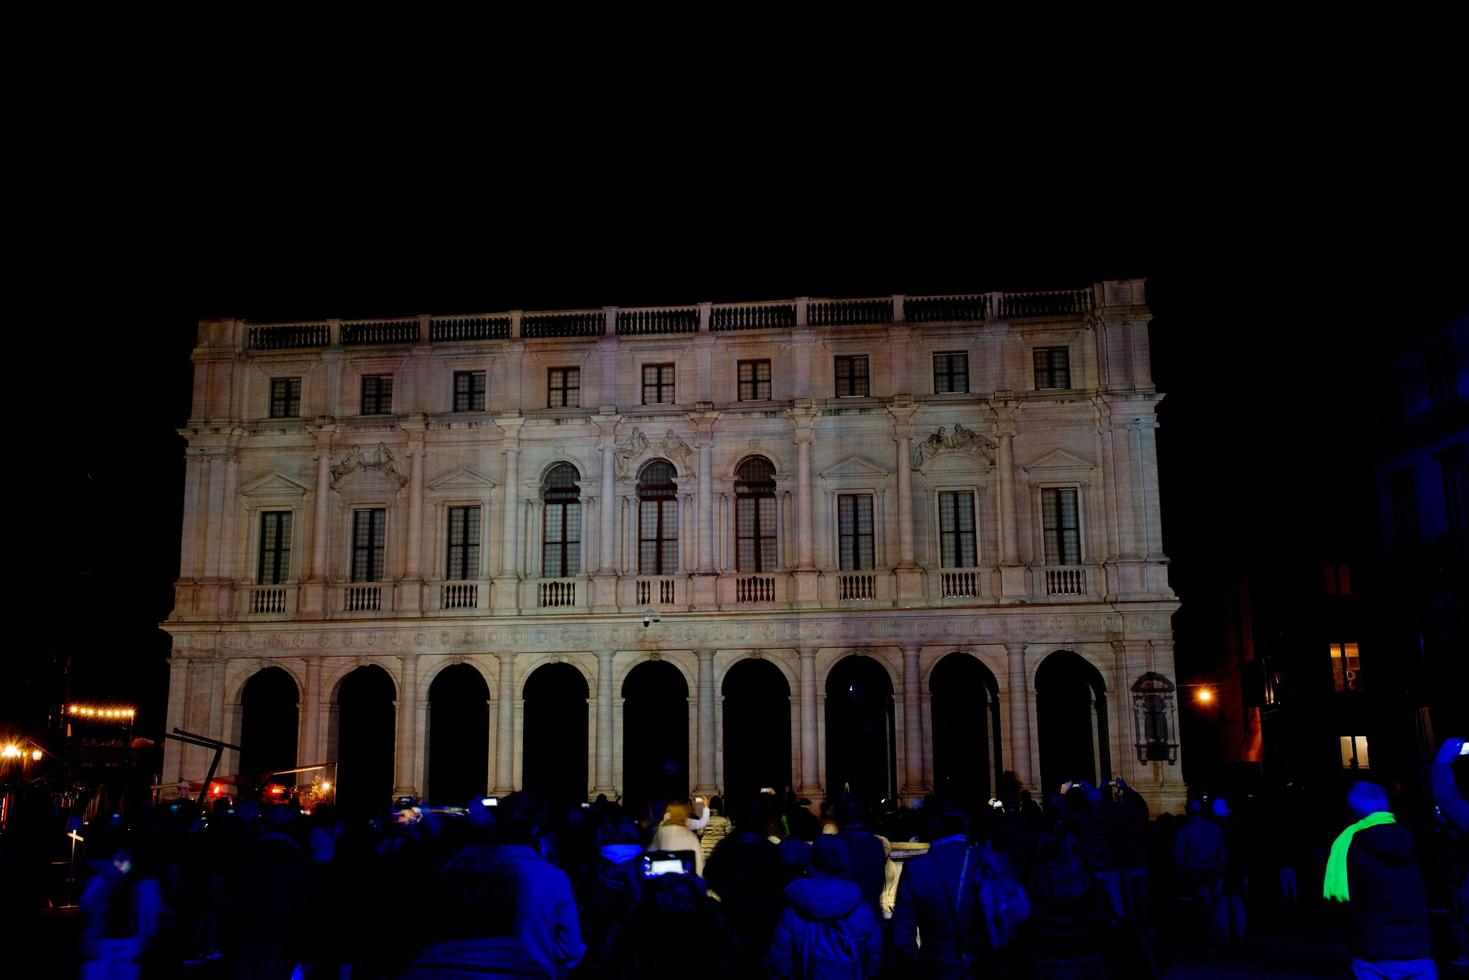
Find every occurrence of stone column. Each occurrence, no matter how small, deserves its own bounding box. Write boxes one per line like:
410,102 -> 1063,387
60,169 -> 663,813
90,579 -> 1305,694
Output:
598,432 -> 617,573
996,405 -> 1028,600
403,428 -> 426,612
695,650 -> 717,796
798,648 -> 822,798
789,404 -> 821,605
1006,644 -> 1033,791
298,658 -> 321,767
494,652 -> 516,795
593,650 -> 617,797
900,644 -> 927,800
889,399 -> 923,600
393,656 -> 419,797
697,440 -> 714,572
310,428 -> 334,578
495,419 -> 524,611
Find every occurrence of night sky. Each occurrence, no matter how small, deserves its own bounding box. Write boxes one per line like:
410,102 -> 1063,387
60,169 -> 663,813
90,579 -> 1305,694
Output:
14,179 -> 1467,766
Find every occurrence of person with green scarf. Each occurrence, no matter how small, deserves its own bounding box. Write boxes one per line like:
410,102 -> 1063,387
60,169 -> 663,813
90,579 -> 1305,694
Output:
1324,781 -> 1436,979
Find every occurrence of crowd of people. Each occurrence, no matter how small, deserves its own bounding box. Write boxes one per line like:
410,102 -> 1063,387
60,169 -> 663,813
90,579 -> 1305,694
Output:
3,737 -> 1466,978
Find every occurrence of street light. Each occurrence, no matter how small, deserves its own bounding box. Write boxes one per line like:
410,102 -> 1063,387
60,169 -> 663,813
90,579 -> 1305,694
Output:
1195,687 -> 1215,705
1,744 -> 20,759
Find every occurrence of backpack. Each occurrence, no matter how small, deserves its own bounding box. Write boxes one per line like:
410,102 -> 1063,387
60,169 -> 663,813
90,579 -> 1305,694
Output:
802,915 -> 864,980
976,842 -> 1032,949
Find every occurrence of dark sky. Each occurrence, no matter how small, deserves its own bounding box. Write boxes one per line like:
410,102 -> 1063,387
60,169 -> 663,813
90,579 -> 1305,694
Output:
16,169 -> 1467,743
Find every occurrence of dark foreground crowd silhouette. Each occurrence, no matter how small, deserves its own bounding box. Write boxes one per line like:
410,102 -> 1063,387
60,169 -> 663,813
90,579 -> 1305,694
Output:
3,737 -> 1466,979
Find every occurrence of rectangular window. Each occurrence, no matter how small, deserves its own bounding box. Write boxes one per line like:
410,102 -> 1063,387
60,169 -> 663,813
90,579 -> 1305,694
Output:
639,499 -> 678,575
642,364 -> 675,405
1323,563 -> 1353,596
933,352 -> 969,394
1388,470 -> 1418,548
938,491 -> 978,567
1427,340 -> 1459,415
446,506 -> 481,580
1340,735 -> 1370,770
548,368 -> 580,408
1330,642 -> 1361,693
1033,347 -> 1071,390
838,494 -> 875,570
453,371 -> 486,412
360,375 -> 393,415
257,511 -> 293,584
543,501 -> 582,577
736,494 -> 777,572
1042,487 -> 1082,565
269,378 -> 302,419
738,359 -> 772,401
1440,445 -> 1467,534
834,356 -> 870,397
351,509 -> 387,582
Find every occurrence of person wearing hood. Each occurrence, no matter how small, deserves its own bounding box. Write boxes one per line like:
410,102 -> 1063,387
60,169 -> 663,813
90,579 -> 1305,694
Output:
768,835 -> 883,978
1323,781 -> 1435,979
574,819 -> 646,977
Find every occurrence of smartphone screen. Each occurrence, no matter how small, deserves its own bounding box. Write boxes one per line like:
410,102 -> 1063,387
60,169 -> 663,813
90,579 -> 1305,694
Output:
643,850 -> 694,877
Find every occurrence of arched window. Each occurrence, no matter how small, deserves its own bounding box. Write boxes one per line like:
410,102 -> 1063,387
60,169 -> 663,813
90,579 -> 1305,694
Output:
542,464 -> 582,578
638,460 -> 678,575
735,456 -> 777,572
1131,673 -> 1178,764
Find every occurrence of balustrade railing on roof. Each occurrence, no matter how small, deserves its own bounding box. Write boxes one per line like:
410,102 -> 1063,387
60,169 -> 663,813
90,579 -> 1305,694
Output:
996,289 -> 1093,319
808,298 -> 894,327
243,285 -> 1111,350
904,295 -> 990,324
341,319 -> 421,346
711,302 -> 797,331
247,323 -> 331,350
617,307 -> 699,335
522,311 -> 603,339
430,314 -> 511,343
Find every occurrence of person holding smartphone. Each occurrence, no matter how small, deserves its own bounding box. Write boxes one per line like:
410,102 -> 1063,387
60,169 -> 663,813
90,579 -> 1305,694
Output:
1432,737 -> 1469,969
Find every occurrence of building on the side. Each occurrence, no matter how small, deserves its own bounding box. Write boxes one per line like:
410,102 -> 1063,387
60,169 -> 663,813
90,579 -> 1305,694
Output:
160,281 -> 1185,813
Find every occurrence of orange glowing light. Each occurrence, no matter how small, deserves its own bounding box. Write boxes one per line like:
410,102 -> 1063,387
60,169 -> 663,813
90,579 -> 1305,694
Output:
1196,687 -> 1215,704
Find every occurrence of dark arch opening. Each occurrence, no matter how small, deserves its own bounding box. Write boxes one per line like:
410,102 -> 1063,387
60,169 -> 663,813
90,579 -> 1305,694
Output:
825,656 -> 896,807
930,653 -> 1002,805
333,665 -> 396,812
622,660 -> 689,817
1036,650 -> 1110,798
722,659 -> 791,801
239,667 -> 299,785
523,663 -> 590,808
426,663 -> 490,805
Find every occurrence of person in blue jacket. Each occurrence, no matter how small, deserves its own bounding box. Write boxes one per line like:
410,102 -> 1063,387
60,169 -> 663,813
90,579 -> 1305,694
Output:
768,835 -> 883,978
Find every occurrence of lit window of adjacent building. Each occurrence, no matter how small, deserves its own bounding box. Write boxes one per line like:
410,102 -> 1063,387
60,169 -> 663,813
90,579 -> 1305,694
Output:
542,464 -> 582,577
1340,735 -> 1370,770
738,359 -> 771,401
1033,347 -> 1071,390
834,356 -> 870,397
933,352 -> 969,394
446,506 -> 481,580
257,511 -> 292,584
351,509 -> 386,582
1329,643 -> 1361,693
837,495 -> 875,571
548,368 -> 580,408
360,375 -> 393,415
1440,444 -> 1467,535
1426,339 -> 1459,416
1388,470 -> 1419,548
453,371 -> 486,412
638,460 -> 678,575
1041,487 -> 1081,565
269,378 -> 302,419
1323,563 -> 1352,596
735,456 -> 777,572
938,491 -> 977,567
642,364 -> 676,405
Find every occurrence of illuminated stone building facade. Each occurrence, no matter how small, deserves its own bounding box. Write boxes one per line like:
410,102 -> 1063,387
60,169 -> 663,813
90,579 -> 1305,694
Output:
161,281 -> 1185,812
